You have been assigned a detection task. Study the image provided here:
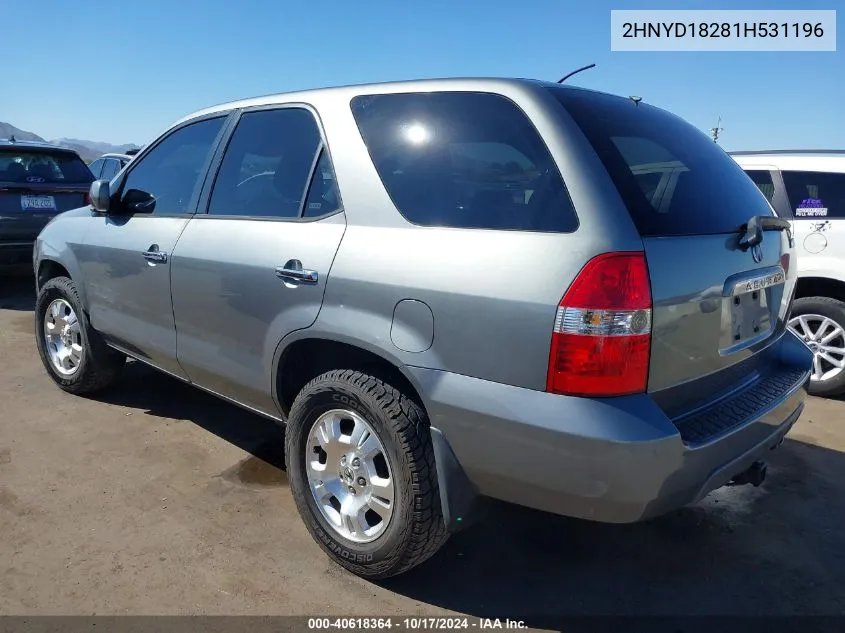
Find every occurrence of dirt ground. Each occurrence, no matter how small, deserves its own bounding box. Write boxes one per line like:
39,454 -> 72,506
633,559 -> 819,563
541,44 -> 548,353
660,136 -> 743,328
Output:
2,273 -> 845,624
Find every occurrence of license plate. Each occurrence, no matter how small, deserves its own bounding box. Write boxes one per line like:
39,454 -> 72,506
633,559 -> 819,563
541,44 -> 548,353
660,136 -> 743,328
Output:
21,195 -> 57,211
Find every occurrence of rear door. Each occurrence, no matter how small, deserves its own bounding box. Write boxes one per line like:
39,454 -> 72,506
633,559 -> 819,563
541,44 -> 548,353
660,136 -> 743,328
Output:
550,88 -> 797,415
0,147 -> 93,244
171,106 -> 346,415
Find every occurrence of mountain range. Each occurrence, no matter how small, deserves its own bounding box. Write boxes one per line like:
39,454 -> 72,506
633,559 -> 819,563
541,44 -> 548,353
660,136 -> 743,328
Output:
0,122 -> 139,163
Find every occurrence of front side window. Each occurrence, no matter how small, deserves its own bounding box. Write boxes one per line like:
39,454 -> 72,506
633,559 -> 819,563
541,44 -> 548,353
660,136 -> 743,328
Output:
119,116 -> 225,215
208,108 -> 328,218
350,91 -> 577,232
782,171 -> 845,219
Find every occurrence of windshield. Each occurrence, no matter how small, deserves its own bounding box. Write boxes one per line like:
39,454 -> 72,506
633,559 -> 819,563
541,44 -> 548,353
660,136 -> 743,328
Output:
548,87 -> 774,237
0,149 -> 94,185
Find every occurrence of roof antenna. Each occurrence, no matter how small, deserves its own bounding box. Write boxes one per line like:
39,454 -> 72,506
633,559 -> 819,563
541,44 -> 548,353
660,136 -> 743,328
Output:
8,135 -> 16,143
557,63 -> 596,84
710,115 -> 724,143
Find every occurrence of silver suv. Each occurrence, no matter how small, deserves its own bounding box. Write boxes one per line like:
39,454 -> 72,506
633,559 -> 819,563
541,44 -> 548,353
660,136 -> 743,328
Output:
33,78 -> 813,579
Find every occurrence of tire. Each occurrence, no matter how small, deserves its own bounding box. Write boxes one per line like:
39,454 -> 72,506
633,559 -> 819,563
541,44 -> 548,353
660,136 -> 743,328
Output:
285,369 -> 448,579
35,276 -> 125,394
788,296 -> 845,398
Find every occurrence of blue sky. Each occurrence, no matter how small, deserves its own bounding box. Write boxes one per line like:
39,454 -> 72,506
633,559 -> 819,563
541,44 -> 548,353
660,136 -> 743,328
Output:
4,0 -> 841,151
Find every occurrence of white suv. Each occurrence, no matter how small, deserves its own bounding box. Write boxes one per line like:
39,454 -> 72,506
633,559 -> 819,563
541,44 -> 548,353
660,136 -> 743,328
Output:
733,150 -> 845,397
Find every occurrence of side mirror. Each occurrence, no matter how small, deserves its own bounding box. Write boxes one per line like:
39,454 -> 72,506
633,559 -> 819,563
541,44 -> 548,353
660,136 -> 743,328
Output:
122,189 -> 156,214
89,180 -> 111,213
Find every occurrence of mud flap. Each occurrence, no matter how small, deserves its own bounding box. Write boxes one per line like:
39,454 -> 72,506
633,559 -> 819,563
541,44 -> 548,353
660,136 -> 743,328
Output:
430,427 -> 489,532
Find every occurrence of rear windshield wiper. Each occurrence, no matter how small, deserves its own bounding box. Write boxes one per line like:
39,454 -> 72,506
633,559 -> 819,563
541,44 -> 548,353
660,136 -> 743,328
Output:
739,215 -> 793,248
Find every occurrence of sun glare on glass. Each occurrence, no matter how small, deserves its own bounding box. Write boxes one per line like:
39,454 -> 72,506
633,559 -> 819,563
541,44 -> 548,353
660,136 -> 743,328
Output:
403,123 -> 429,145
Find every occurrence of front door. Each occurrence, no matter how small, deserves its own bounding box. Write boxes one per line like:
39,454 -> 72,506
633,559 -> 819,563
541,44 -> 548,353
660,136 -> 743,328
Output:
77,114 -> 229,377
171,106 -> 346,414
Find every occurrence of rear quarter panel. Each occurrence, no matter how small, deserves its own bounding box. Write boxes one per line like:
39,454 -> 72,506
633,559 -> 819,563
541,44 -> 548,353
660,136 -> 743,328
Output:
301,81 -> 645,391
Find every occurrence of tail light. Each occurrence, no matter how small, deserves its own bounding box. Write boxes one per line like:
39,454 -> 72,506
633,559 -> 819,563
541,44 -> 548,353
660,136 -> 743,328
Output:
84,192 -> 91,206
546,252 -> 652,397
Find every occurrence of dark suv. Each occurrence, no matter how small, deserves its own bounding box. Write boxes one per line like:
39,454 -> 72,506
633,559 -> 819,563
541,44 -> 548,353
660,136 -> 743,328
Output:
1,138 -> 93,267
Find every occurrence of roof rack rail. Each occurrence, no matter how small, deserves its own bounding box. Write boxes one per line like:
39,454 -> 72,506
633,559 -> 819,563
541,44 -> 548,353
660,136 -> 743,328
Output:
729,149 -> 845,156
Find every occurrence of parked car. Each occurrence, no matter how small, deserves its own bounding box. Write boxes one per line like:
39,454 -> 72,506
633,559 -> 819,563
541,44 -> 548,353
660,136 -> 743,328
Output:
732,150 -> 845,397
87,152 -> 133,181
33,78 -> 812,579
0,137 -> 93,268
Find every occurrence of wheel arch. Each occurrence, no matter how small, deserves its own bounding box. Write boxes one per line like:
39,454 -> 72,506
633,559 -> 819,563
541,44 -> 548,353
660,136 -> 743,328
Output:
795,275 -> 845,303
272,332 -> 428,419
36,259 -> 72,292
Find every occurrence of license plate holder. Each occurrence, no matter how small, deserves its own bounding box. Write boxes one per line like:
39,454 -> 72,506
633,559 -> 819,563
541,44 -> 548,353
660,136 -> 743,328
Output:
21,195 -> 57,211
730,289 -> 772,344
719,268 -> 786,354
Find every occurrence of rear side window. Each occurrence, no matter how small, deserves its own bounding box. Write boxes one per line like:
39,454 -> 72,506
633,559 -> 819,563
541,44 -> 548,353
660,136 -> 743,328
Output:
100,158 -> 121,181
0,149 -> 94,184
782,171 -> 845,219
549,87 -> 774,237
88,159 -> 104,179
350,92 -> 577,232
745,169 -> 776,203
208,108 -> 331,219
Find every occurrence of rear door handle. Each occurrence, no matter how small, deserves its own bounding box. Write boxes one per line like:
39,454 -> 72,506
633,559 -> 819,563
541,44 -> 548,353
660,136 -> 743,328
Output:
142,245 -> 168,264
275,260 -> 318,284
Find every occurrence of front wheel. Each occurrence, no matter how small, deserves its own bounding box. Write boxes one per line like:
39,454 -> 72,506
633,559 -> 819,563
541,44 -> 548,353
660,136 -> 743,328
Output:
788,296 -> 845,397
285,369 -> 448,579
35,276 -> 125,394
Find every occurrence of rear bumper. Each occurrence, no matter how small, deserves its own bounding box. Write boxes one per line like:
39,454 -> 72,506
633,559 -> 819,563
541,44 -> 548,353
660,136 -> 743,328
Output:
410,330 -> 813,525
0,240 -> 35,267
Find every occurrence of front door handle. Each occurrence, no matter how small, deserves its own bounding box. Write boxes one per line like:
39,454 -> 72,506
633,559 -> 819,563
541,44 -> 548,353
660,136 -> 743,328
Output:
275,260 -> 318,284
142,244 -> 168,264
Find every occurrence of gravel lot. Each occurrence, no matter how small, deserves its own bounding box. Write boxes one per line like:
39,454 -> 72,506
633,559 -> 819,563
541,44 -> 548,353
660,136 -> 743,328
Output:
2,273 -> 845,624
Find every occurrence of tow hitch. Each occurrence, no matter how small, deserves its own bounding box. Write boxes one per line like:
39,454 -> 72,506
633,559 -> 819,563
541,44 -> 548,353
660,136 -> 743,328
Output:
729,461 -> 767,487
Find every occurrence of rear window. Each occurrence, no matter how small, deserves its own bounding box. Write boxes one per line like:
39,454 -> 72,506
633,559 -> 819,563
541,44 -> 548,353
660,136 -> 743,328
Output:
548,87 -> 774,237
0,149 -> 94,185
350,92 -> 578,232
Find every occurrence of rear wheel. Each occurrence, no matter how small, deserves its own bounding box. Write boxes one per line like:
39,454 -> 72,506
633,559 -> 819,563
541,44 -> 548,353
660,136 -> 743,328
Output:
788,296 -> 845,397
285,369 -> 448,579
35,277 -> 125,394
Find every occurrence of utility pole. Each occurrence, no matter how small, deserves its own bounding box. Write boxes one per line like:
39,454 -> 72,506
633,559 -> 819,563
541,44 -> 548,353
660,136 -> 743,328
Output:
710,116 -> 724,143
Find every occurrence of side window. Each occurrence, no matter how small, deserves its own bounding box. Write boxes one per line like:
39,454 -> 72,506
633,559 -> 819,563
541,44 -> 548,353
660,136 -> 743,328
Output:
208,108 -> 322,218
302,150 -> 341,217
100,159 -> 120,181
782,171 -> 845,219
120,116 -> 225,215
88,159 -> 104,179
350,92 -> 577,232
745,169 -> 776,203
